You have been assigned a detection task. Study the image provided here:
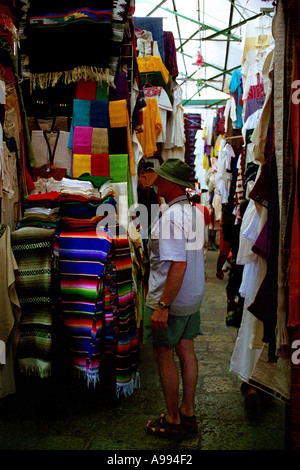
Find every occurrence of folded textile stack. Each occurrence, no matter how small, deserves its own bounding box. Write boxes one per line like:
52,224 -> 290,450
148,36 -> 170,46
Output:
57,175 -> 140,393
60,177 -> 102,199
58,176 -> 116,232
17,191 -> 61,230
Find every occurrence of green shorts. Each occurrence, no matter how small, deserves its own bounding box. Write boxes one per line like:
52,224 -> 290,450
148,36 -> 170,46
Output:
143,305 -> 201,348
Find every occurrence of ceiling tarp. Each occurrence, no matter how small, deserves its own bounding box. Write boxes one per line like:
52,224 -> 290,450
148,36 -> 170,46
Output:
133,0 -> 275,107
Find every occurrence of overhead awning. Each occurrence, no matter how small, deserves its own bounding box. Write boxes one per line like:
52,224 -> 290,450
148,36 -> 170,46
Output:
134,0 -> 275,107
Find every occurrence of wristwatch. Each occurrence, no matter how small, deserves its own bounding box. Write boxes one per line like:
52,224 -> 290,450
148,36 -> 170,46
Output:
158,301 -> 170,309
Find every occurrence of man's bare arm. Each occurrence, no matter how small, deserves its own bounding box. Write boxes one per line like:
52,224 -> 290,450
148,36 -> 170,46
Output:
151,261 -> 187,331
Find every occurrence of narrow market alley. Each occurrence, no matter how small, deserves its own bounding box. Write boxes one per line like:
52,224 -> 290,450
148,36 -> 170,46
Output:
0,250 -> 286,452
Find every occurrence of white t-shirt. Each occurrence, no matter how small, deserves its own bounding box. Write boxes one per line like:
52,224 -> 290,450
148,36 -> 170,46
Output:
146,195 -> 205,316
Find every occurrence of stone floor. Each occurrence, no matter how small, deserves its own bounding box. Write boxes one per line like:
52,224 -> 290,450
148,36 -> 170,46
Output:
0,250 -> 287,454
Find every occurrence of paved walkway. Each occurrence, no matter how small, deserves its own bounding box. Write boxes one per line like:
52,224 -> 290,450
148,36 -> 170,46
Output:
0,250 -> 286,452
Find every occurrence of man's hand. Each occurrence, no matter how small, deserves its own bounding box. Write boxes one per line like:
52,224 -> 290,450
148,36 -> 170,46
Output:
151,306 -> 169,331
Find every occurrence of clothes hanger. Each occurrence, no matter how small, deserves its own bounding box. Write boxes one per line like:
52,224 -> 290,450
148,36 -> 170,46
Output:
143,73 -> 154,88
43,129 -> 60,165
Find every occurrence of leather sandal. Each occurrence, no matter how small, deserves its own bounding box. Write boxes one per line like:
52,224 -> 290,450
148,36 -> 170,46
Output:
180,413 -> 198,434
144,413 -> 186,440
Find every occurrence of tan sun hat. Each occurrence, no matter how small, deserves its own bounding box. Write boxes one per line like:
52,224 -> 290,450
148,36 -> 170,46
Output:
153,158 -> 194,189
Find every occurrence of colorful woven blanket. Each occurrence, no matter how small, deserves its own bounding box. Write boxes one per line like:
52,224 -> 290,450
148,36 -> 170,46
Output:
59,229 -> 113,386
11,227 -> 56,379
28,0 -> 113,89
113,235 -> 140,397
58,228 -> 140,395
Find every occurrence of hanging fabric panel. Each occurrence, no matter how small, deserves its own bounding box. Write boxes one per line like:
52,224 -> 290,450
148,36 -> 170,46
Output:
28,0 -> 113,89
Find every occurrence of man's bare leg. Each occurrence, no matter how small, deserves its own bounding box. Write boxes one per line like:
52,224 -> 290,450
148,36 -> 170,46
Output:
153,344 -> 181,424
176,338 -> 198,417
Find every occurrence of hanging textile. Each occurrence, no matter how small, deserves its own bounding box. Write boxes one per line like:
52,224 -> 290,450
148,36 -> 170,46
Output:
11,227 -> 56,379
286,4 -> 300,327
59,229 -> 113,386
76,79 -> 97,101
28,1 -> 113,89
229,68 -> 243,129
137,56 -> 169,85
58,228 -> 140,396
0,224 -> 21,398
163,31 -> 178,79
136,97 -> 162,158
91,128 -> 109,154
69,97 -> 134,178
109,0 -> 131,78
113,234 -> 140,397
134,17 -> 165,63
108,99 -> 134,175
184,114 -> 201,183
30,129 -> 72,175
109,72 -> 129,101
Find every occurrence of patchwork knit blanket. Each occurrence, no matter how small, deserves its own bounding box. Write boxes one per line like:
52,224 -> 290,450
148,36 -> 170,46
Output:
11,227 -> 56,379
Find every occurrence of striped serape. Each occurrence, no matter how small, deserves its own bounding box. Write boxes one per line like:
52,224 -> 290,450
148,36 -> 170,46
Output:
113,235 -> 140,397
58,229 -> 112,386
58,227 -> 140,396
11,227 -> 56,378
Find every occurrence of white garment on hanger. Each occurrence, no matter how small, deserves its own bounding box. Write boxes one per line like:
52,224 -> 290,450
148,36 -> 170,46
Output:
163,81 -> 185,150
230,193 -> 268,381
136,30 -> 161,58
242,108 -> 262,143
224,97 -> 237,132
215,142 -> 233,204
31,130 -> 72,175
229,258 -> 266,382
205,118 -> 215,146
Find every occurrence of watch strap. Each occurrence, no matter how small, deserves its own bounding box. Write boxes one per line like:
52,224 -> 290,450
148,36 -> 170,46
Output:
158,301 -> 170,309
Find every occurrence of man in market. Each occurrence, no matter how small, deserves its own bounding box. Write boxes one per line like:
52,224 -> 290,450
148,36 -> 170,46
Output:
143,158 -> 205,440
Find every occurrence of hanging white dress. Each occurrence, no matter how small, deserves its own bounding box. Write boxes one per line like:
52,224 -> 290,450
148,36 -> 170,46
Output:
229,200 -> 267,382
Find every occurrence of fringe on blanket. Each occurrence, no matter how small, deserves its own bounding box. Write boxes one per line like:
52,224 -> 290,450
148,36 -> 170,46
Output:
18,358 -> 52,379
73,369 -> 141,396
116,371 -> 141,398
30,66 -> 110,91
73,368 -> 100,389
